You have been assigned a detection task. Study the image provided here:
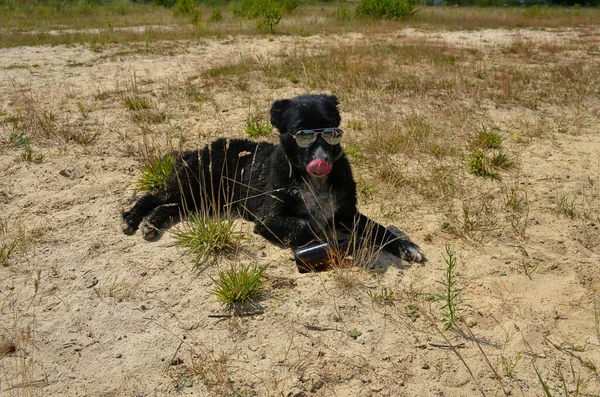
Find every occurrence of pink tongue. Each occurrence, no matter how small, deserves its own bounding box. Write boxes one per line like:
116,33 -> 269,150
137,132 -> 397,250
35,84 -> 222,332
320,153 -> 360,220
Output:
307,159 -> 331,176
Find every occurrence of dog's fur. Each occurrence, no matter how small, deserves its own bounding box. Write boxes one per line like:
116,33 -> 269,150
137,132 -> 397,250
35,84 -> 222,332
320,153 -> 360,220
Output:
122,94 -> 424,262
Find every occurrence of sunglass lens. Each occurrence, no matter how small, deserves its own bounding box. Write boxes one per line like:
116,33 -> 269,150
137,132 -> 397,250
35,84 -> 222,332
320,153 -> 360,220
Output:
295,133 -> 315,148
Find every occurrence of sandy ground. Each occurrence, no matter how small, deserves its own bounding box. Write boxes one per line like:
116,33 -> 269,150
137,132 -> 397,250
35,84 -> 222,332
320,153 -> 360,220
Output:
1,27 -> 599,396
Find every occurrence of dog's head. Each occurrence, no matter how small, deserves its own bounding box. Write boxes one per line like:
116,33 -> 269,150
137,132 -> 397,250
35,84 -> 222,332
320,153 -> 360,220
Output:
270,94 -> 344,178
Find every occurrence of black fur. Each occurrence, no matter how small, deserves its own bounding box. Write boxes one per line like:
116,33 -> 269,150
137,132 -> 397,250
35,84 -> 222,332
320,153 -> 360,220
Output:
122,94 -> 424,262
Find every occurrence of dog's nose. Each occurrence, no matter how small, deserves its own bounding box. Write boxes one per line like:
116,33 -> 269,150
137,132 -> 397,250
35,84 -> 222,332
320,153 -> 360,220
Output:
307,159 -> 331,176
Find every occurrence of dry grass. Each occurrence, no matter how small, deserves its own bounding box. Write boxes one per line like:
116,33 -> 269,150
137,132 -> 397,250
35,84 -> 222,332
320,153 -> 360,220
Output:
2,4 -> 600,48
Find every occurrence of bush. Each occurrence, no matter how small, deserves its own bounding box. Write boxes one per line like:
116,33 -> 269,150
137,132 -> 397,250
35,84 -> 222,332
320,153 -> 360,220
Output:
356,0 -> 419,20
233,0 -> 289,33
173,0 -> 197,15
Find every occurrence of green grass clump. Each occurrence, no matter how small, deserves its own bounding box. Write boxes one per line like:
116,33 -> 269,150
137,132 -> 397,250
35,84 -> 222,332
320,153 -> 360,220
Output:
211,263 -> 269,305
468,149 -> 500,180
245,115 -> 273,137
356,0 -> 418,20
476,126 -> 503,149
172,213 -> 241,265
137,154 -> 176,192
7,131 -> 31,148
123,95 -> 152,111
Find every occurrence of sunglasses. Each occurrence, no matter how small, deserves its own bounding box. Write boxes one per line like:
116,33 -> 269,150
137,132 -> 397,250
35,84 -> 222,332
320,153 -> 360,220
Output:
292,128 -> 344,148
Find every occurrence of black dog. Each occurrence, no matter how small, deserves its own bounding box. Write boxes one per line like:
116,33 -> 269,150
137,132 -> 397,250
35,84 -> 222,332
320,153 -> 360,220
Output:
122,94 -> 424,262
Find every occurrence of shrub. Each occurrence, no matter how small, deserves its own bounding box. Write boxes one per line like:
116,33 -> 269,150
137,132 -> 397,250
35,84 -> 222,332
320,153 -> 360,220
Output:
233,0 -> 296,33
355,0 -> 419,20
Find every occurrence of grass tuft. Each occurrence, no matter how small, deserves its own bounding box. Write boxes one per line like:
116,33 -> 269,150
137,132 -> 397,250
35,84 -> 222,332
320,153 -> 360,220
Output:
123,95 -> 152,111
468,149 -> 500,180
172,213 -> 241,266
476,126 -> 503,149
245,113 -> 273,138
210,263 -> 269,305
136,154 -> 176,192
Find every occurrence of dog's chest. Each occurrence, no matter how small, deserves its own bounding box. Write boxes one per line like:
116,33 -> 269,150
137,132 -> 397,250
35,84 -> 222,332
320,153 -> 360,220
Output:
298,180 -> 338,227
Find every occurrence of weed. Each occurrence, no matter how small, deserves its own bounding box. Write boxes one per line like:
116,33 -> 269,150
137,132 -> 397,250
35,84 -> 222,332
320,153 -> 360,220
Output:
245,113 -> 273,138
582,357 -> 597,373
123,95 -> 152,111
136,154 -> 176,192
344,144 -> 363,162
501,352 -> 521,378
0,221 -> 18,267
6,131 -> 31,148
534,365 -> 554,397
172,213 -> 242,266
20,146 -> 44,163
367,287 -> 395,305
356,0 -> 419,20
475,126 -> 503,149
445,200 -> 498,243
555,190 -> 577,219
210,262 -> 269,306
407,304 -> 420,322
438,244 -> 462,331
347,329 -> 362,339
490,152 -> 512,169
76,101 -> 88,119
468,149 -> 500,180
209,9 -> 223,22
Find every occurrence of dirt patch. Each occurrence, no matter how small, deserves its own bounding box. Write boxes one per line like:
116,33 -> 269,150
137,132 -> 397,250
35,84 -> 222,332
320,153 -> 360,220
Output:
1,28 -> 599,396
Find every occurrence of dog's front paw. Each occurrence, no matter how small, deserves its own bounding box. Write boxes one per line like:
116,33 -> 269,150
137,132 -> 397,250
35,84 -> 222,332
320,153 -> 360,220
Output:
122,212 -> 138,235
389,240 -> 426,263
140,219 -> 160,240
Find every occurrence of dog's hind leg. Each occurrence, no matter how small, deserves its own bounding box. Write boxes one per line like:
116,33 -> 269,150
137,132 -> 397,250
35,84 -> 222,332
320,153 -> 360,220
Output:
139,204 -> 181,240
122,191 -> 173,235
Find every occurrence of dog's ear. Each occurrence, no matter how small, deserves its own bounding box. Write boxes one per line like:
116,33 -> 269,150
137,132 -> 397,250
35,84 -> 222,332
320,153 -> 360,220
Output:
270,99 -> 290,133
324,94 -> 341,125
324,94 -> 339,108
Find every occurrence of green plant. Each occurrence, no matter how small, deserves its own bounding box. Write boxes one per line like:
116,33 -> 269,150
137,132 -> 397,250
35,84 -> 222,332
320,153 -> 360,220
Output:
173,0 -> 197,16
490,152 -> 512,169
210,262 -> 269,305
123,95 -> 152,111
468,149 -> 500,180
407,304 -> 420,322
367,287 -> 395,305
555,190 -> 577,219
172,213 -> 241,265
439,244 -> 462,331
233,0 -> 284,33
476,126 -> 503,149
21,146 -> 44,163
501,352 -> 521,378
245,114 -> 273,137
209,9 -> 223,22
136,154 -> 176,192
356,0 -> 419,20
76,101 -> 88,119
6,131 -> 31,148
347,329 -> 362,339
0,221 -> 18,267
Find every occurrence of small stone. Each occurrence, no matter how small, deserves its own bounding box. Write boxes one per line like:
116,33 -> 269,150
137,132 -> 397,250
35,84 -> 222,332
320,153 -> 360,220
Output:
115,353 -> 122,358
465,317 -> 478,327
170,357 -> 183,366
422,363 -> 430,370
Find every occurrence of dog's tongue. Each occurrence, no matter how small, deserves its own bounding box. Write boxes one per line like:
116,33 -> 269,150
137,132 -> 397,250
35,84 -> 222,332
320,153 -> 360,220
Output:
307,159 -> 331,176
